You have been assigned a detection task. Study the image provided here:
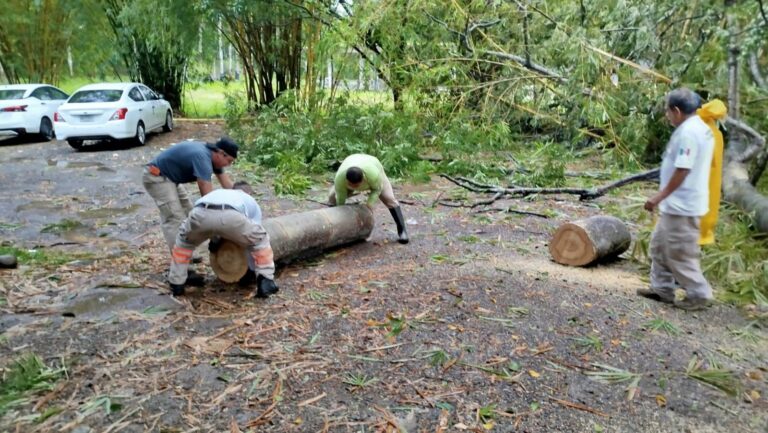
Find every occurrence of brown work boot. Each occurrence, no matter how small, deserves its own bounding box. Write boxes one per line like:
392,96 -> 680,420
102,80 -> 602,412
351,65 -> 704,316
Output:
674,297 -> 713,311
636,288 -> 674,304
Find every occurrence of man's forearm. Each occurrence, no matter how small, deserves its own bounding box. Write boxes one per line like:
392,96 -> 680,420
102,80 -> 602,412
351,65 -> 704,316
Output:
657,168 -> 690,201
197,179 -> 213,196
217,173 -> 234,189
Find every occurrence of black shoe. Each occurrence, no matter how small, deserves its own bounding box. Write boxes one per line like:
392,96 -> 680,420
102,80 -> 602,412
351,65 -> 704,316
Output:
185,270 -> 206,287
636,288 -> 674,304
238,269 -> 257,287
255,275 -> 279,298
388,206 -> 409,244
169,283 -> 185,296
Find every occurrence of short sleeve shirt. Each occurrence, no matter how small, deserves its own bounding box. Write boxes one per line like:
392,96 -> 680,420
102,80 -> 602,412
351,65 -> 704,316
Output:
149,141 -> 220,184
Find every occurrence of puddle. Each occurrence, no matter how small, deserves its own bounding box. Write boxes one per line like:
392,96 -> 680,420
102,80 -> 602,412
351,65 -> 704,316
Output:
61,287 -> 182,321
46,159 -> 112,171
78,204 -> 140,219
16,200 -> 65,212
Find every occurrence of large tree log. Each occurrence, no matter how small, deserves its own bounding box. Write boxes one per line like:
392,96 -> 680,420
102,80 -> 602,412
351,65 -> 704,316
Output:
549,216 -> 631,266
211,205 -> 374,282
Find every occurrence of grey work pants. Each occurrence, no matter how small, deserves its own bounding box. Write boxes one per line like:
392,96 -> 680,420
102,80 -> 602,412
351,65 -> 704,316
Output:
327,172 -> 399,208
142,168 -> 195,253
649,213 -> 712,300
169,206 -> 274,285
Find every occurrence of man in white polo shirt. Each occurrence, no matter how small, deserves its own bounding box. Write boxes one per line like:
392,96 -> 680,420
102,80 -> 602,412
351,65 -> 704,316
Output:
638,88 -> 715,311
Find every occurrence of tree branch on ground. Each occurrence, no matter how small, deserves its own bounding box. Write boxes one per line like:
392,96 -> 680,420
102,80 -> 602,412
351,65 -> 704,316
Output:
439,169 -> 659,203
748,52 -> 767,89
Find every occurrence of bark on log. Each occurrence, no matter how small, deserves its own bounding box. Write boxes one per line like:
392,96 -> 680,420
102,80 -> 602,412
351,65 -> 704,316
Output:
264,204 -> 374,263
210,205 -> 374,281
722,161 -> 768,233
549,216 -> 631,266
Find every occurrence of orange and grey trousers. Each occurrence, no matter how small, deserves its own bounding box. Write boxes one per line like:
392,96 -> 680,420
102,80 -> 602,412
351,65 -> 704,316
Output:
168,205 -> 274,285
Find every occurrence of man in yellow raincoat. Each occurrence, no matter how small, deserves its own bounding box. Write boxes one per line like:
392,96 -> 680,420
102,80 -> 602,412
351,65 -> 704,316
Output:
697,99 -> 727,245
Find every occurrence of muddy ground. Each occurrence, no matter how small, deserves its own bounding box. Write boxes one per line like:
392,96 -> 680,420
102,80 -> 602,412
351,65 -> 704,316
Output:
0,123 -> 766,433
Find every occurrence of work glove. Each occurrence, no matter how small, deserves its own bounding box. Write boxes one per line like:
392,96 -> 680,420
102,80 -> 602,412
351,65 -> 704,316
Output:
208,236 -> 223,253
255,274 -> 279,298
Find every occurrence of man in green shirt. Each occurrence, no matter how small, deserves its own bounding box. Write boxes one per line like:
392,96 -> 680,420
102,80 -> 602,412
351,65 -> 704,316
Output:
328,153 -> 409,244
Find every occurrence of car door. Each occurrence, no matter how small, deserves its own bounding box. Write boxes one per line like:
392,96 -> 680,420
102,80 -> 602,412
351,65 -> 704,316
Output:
27,87 -> 51,129
127,86 -> 148,129
138,85 -> 161,128
37,86 -> 68,123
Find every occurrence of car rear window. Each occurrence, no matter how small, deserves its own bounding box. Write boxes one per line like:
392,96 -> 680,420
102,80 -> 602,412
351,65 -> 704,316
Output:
68,90 -> 123,103
0,90 -> 26,100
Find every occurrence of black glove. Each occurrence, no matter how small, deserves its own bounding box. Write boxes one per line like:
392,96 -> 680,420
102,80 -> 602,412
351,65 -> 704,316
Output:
208,236 -> 223,253
256,275 -> 279,298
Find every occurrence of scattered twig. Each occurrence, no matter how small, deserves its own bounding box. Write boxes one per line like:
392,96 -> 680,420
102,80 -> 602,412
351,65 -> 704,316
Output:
709,400 -> 739,416
473,207 -> 550,218
548,396 -> 610,417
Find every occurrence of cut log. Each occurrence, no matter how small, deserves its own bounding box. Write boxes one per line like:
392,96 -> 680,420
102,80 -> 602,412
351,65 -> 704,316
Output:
210,205 -> 374,282
264,204 -> 374,263
549,216 -> 631,266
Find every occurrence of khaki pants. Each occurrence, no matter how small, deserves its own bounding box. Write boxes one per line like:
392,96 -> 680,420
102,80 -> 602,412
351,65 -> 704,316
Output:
327,172 -> 399,208
649,213 -> 712,300
169,207 -> 274,285
142,168 -> 195,253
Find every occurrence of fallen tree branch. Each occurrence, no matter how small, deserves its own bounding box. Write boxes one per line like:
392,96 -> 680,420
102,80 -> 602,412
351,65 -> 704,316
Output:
439,168 -> 659,202
474,207 -> 550,218
725,116 -> 766,163
748,52 -> 767,89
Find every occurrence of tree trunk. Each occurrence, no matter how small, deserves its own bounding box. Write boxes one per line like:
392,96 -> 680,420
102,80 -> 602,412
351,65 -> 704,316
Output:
722,161 -> 768,232
210,205 -> 374,281
549,216 -> 631,266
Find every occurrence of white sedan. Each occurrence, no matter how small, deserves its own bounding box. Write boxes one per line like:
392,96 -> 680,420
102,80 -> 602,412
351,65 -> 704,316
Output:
0,84 -> 69,141
55,82 -> 173,150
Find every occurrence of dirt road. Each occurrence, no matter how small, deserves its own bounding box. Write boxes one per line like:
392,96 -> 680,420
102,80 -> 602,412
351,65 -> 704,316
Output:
0,124 -> 766,432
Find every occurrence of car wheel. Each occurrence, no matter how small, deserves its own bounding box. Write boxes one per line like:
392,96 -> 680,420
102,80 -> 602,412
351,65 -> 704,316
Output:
162,111 -> 173,132
38,117 -> 54,141
134,122 -> 146,146
67,139 -> 83,150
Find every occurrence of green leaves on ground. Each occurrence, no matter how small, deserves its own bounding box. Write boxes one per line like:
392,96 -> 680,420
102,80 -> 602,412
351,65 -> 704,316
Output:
0,353 -> 66,417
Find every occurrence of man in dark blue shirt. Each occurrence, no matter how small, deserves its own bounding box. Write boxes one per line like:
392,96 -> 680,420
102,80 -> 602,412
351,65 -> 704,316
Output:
143,137 -> 239,264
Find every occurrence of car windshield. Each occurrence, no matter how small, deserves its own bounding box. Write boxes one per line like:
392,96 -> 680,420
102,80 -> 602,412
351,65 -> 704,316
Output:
68,89 -> 123,103
0,90 -> 26,100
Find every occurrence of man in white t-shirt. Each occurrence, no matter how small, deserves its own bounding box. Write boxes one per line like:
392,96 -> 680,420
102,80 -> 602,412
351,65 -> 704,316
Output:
167,181 -> 278,299
637,88 -> 715,311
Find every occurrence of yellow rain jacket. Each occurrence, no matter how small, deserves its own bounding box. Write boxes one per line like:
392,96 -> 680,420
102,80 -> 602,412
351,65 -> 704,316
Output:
696,99 -> 727,245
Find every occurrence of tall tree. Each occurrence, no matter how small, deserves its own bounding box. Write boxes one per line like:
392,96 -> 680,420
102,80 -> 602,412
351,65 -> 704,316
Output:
202,0 -> 304,108
103,0 -> 201,110
0,0 -> 107,84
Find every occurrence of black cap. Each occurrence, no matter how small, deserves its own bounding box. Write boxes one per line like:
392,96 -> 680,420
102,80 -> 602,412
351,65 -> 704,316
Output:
214,137 -> 239,159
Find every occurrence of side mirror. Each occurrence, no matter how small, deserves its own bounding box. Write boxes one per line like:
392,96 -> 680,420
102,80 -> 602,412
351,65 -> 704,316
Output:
157,94 -> 164,100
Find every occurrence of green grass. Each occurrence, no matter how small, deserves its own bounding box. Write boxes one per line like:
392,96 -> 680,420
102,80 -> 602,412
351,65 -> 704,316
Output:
183,81 -> 244,118
0,353 -> 67,417
0,246 -> 91,267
